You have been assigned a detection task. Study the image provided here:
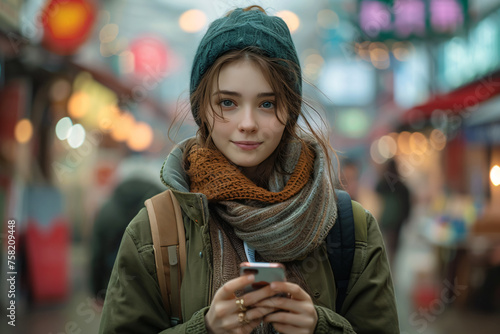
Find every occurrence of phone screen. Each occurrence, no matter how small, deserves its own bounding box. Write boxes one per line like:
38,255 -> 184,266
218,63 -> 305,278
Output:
239,262 -> 286,294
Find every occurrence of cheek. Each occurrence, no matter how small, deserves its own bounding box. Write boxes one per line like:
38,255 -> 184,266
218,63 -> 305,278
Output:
260,123 -> 285,144
268,118 -> 286,136
211,121 -> 232,138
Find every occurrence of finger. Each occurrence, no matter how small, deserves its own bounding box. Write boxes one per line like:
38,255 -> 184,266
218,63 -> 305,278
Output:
255,296 -> 316,315
241,284 -> 279,306
233,312 -> 261,333
269,281 -> 311,301
253,296 -> 291,310
265,310 -> 315,328
246,306 -> 279,321
271,322 -> 303,334
216,274 -> 255,300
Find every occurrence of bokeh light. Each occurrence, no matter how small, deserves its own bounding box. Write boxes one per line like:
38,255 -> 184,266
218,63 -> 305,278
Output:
55,117 -> 74,140
369,42 -> 390,69
179,9 -> 207,33
68,91 -> 90,119
397,131 -> 412,155
129,36 -> 169,78
491,165 -> 500,186
111,112 -> 135,142
98,105 -> 120,131
317,9 -> 339,30
392,41 -> 413,61
409,132 -> 428,155
99,23 -> 119,43
50,79 -> 72,102
276,10 -> 300,33
127,122 -> 153,151
378,135 -> 398,159
429,129 -> 447,151
304,53 -> 324,80
305,54 -> 325,67
73,71 -> 92,91
67,124 -> 86,148
14,119 -> 33,143
48,0 -> 89,39
370,139 -> 387,164
119,51 -> 135,74
355,41 -> 371,61
337,109 -> 370,138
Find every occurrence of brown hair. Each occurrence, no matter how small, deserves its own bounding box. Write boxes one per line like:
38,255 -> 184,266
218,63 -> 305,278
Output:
171,6 -> 338,189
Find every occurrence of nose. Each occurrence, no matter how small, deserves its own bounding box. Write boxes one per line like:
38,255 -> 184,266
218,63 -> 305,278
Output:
237,106 -> 258,133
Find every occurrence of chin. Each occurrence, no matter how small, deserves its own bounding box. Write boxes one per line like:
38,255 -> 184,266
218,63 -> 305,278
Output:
235,162 -> 258,168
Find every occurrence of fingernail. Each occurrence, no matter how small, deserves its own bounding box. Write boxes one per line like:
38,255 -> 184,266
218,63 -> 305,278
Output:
247,274 -> 255,281
270,282 -> 276,289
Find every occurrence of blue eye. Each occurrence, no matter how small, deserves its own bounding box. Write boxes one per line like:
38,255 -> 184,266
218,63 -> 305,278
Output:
221,100 -> 235,107
261,101 -> 274,109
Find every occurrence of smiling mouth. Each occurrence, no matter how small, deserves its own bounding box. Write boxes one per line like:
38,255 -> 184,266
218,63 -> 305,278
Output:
232,141 -> 262,150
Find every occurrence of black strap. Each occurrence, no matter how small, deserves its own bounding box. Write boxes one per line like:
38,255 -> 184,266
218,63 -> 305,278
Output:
327,189 -> 355,314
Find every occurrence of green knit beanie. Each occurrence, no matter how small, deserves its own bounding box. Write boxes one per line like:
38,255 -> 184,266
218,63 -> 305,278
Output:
190,8 -> 302,125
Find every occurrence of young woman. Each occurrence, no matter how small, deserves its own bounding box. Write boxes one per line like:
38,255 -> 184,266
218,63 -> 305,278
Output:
99,6 -> 399,334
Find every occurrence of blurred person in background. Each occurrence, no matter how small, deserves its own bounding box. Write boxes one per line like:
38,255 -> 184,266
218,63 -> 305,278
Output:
375,158 -> 412,264
339,157 -> 360,201
99,5 -> 398,334
90,163 -> 162,304
471,243 -> 500,313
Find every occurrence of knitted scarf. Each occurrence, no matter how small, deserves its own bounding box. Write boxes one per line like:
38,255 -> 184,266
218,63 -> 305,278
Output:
186,140 -> 337,262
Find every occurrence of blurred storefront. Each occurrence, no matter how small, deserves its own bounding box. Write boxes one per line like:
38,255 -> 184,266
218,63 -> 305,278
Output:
361,0 -> 500,327
0,0 -> 173,312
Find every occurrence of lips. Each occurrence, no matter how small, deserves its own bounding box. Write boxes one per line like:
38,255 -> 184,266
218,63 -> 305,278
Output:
232,141 -> 262,150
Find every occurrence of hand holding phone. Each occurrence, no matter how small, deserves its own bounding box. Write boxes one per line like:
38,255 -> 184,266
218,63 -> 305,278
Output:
239,262 -> 286,294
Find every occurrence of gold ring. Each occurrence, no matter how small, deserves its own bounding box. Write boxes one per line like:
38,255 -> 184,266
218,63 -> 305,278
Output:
235,298 -> 247,312
238,312 -> 249,324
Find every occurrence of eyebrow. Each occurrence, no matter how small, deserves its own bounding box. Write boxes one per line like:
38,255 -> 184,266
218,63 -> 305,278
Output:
212,90 -> 275,98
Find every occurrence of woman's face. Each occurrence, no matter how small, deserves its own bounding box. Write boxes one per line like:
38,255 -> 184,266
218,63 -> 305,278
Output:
207,60 -> 286,174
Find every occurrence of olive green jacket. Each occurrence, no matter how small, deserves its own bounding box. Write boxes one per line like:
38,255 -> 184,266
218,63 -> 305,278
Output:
99,144 -> 399,333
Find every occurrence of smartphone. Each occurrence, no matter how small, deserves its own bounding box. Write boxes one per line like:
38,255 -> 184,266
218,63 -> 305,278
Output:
239,262 -> 286,294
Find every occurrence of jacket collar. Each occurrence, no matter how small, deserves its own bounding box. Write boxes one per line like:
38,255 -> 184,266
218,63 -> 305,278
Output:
160,138 -> 209,226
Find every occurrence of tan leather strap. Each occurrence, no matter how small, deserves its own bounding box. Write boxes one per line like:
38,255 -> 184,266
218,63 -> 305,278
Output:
168,245 -> 181,324
145,196 -> 171,316
171,192 -> 186,279
145,190 -> 186,324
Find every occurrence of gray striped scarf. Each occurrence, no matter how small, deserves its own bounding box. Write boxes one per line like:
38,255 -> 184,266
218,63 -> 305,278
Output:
214,140 -> 337,262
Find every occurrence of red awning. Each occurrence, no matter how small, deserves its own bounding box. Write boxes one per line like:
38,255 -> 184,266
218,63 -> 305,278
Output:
401,70 -> 500,125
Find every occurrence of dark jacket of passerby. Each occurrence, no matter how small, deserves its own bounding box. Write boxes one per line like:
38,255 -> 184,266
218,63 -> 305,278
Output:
375,159 -> 411,256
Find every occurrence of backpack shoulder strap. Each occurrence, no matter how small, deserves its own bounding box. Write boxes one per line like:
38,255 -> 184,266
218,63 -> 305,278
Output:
351,200 -> 368,243
144,189 -> 186,325
328,189 -> 356,313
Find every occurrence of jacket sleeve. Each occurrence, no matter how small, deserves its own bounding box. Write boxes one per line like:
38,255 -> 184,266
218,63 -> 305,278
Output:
313,210 -> 400,334
98,215 -> 210,334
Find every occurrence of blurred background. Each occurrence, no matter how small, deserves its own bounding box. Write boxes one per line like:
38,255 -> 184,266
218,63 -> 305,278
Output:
1,0 -> 500,333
